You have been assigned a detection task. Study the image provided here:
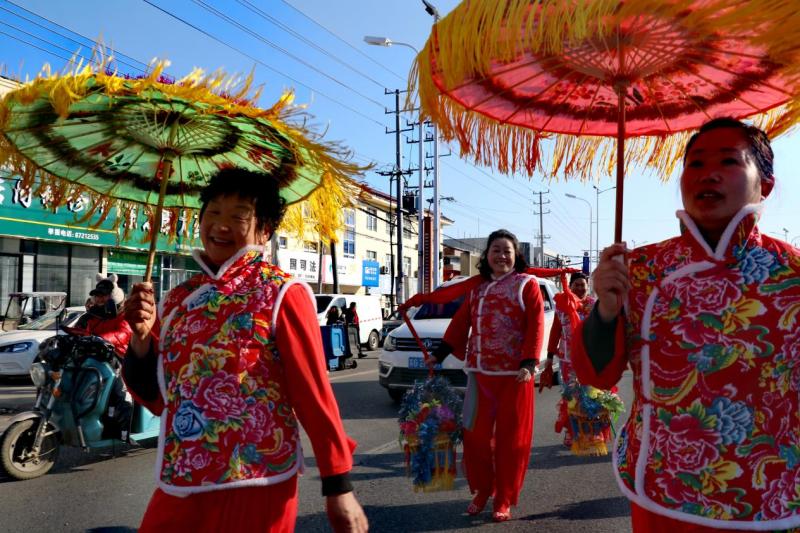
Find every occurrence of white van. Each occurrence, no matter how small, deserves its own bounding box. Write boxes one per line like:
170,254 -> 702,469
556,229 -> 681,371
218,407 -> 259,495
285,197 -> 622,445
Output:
315,294 -> 384,350
378,276 -> 560,402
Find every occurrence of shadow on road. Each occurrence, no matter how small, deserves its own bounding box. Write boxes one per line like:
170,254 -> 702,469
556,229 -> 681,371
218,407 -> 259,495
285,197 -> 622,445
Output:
519,496 -> 631,521
0,439 -> 157,484
297,499 -> 497,532
329,380 -> 400,421
530,443 -> 613,470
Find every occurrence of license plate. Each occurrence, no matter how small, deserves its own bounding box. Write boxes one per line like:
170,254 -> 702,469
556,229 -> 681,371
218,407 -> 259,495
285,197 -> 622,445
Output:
408,357 -> 441,370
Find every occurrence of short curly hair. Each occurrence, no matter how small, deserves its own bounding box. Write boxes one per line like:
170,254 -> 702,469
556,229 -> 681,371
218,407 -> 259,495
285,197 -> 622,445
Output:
199,167 -> 287,234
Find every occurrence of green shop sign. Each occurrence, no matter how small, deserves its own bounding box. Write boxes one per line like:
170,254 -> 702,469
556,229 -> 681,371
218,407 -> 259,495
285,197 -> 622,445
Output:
0,174 -> 200,253
107,250 -> 160,277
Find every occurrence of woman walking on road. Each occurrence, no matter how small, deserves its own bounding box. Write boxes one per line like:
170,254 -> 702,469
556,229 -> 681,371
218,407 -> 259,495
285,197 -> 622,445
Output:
572,117 -> 800,532
430,229 -> 545,522
123,168 -> 368,533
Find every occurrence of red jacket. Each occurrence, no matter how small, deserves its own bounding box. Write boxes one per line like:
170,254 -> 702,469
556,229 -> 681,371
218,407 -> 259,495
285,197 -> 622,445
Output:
82,313 -> 132,357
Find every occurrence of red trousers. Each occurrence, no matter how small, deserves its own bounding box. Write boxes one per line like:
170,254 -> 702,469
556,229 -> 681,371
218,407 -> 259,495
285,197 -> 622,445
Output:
630,502 -> 800,533
462,373 -> 534,510
139,476 -> 299,533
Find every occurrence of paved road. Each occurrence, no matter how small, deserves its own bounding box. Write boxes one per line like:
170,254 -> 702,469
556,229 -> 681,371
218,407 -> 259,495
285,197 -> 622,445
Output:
0,354 -> 634,532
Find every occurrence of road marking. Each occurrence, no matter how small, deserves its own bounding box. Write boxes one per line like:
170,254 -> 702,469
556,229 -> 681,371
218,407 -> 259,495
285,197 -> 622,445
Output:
327,369 -> 376,381
360,439 -> 399,456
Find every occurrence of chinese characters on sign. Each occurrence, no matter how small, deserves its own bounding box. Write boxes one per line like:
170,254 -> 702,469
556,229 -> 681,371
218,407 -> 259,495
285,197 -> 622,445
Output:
0,175 -> 201,251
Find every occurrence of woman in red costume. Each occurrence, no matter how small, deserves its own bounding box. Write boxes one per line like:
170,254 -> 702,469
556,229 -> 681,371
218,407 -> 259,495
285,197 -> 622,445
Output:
574,117 -> 800,532
546,272 -> 623,455
123,168 -> 368,533
429,229 -> 545,522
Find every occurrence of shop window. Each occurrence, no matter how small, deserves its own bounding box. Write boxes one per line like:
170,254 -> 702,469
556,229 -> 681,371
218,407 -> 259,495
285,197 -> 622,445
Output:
36,242 -> 69,296
69,246 -> 101,306
0,254 -> 20,316
161,254 -> 202,295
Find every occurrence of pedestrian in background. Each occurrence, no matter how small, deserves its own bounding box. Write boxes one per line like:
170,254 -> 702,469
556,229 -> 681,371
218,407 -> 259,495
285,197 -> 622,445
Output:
124,167 -> 367,533
545,271 -> 623,455
430,229 -> 544,522
326,304 -> 342,326
344,302 -> 364,357
573,117 -> 800,532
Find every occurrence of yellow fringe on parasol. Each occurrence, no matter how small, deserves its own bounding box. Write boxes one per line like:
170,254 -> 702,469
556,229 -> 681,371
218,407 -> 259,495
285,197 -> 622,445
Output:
411,0 -> 800,181
0,48 -> 367,242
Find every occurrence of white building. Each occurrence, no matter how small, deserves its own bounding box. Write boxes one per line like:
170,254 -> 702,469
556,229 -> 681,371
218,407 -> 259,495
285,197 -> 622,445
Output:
274,183 -> 450,315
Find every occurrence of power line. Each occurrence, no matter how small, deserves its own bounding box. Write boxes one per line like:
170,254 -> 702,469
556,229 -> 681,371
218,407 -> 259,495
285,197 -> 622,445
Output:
0,19 -> 146,76
190,0 -> 385,109
140,0 -> 386,128
236,0 -> 386,90
4,0 -> 149,71
0,28 -> 73,64
445,203 -> 530,238
278,0 -> 406,83
439,159 -> 532,212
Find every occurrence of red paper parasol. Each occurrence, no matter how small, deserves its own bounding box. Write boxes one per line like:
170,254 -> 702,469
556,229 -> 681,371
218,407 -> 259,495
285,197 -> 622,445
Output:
413,0 -> 800,241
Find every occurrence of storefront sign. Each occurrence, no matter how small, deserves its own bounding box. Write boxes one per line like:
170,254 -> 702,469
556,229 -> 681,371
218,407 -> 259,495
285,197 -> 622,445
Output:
107,250 -> 160,277
361,260 -> 379,287
320,255 -> 361,286
0,174 -> 200,253
277,250 -> 319,283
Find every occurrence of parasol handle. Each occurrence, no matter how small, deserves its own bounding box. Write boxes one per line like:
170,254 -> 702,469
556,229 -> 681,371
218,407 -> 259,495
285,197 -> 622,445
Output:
401,309 -> 435,378
144,154 -> 174,282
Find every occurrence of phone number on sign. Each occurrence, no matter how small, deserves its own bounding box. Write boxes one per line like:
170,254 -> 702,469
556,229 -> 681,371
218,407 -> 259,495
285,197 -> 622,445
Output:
74,232 -> 100,241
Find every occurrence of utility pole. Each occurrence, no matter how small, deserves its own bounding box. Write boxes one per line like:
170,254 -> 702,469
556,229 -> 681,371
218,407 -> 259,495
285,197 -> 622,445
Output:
533,190 -> 551,266
423,0 -> 442,288
379,89 -> 413,308
406,118 -> 428,294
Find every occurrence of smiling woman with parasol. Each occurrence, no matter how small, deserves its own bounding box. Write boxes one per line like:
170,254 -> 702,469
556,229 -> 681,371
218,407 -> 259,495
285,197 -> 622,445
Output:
1,53 -> 368,533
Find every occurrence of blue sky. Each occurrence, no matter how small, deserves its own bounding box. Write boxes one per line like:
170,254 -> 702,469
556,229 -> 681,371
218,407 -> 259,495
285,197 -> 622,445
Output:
1,0 -> 798,264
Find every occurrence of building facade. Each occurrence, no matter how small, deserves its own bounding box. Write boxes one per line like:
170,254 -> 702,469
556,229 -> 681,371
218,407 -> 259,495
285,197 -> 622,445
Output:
274,184 -> 449,316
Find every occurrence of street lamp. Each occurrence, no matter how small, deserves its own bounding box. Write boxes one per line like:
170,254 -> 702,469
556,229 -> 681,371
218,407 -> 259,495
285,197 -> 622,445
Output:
364,35 -> 425,296
366,1 -> 442,290
565,193 -> 592,271
782,227 -> 789,242
593,185 -> 615,264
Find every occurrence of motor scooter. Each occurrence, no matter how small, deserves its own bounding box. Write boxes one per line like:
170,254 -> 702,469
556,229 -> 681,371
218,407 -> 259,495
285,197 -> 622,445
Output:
0,330 -> 160,480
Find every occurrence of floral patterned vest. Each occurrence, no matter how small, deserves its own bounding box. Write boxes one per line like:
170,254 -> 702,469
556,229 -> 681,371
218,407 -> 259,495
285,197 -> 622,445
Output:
613,205 -> 800,529
556,292 -> 596,387
465,272 -> 535,375
155,246 -> 301,495
555,293 -> 596,364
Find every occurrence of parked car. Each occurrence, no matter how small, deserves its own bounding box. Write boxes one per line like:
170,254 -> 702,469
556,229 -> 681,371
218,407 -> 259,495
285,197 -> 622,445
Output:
315,294 -> 384,351
0,306 -> 86,377
380,307 -> 418,346
378,276 -> 560,402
